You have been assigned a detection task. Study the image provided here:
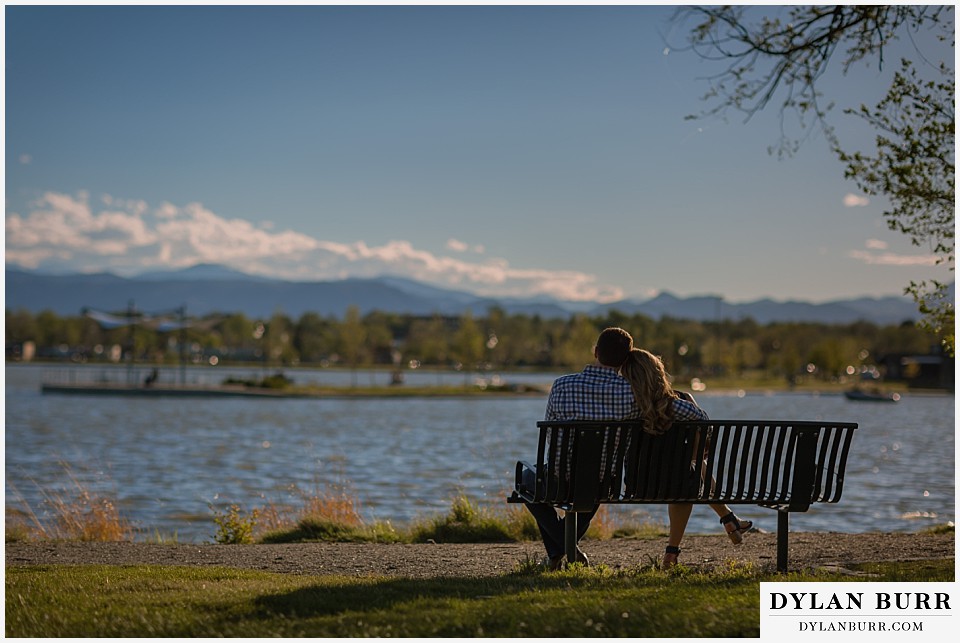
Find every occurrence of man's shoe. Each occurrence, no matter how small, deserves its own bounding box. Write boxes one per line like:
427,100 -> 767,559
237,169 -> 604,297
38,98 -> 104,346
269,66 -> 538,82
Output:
542,549 -> 588,571
542,555 -> 564,571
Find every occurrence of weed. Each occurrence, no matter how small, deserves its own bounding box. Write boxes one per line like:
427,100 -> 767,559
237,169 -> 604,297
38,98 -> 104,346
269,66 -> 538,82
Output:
4,509 -> 35,543
255,474 -> 364,534
922,522 -> 955,535
211,504 -> 259,544
147,529 -> 179,545
511,552 -> 546,575
584,505 -> 617,540
5,462 -> 133,542
260,516 -> 402,544
637,552 -> 664,571
253,473 -> 396,543
410,494 -> 528,543
501,502 -> 540,540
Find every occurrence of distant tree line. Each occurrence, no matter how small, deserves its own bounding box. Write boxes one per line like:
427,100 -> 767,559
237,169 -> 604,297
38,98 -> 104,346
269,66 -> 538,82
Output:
5,304 -> 946,386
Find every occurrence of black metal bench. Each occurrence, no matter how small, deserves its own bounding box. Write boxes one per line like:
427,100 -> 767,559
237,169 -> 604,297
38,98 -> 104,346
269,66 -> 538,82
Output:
508,419 -> 858,572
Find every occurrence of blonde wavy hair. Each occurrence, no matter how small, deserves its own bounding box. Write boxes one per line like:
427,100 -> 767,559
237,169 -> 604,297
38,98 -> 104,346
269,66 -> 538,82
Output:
620,348 -> 677,435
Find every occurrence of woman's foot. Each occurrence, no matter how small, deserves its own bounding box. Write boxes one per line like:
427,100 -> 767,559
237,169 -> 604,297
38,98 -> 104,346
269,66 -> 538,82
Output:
661,545 -> 681,570
720,512 -> 753,545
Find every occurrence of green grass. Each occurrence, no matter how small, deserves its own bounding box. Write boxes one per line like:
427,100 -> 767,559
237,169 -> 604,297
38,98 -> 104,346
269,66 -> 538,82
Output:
260,516 -> 404,544
5,559 -> 952,637
922,523 -> 956,535
260,495 -> 662,545
408,494 -> 541,543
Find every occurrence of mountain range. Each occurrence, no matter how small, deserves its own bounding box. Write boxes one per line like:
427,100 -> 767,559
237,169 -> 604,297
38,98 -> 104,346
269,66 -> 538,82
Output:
4,264 -> 928,325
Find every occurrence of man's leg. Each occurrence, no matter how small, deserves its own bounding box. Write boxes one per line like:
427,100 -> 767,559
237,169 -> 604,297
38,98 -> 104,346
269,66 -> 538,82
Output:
572,507 -> 598,541
521,465 -> 597,561
524,503 -> 565,559
521,465 -> 565,558
524,503 -> 599,560
567,507 -> 597,564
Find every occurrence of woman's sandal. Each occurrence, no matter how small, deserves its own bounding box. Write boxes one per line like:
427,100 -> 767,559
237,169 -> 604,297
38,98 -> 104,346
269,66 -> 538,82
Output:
661,545 -> 681,570
720,512 -> 754,545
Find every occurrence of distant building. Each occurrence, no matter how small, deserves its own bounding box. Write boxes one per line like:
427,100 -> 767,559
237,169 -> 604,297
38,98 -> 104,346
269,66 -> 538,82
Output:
878,349 -> 954,390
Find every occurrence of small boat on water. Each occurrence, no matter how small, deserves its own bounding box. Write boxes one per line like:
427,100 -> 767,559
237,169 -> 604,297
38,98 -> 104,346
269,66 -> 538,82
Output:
844,388 -> 901,403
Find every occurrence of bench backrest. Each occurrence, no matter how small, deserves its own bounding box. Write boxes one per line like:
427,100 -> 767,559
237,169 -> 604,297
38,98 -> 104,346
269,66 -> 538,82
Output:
533,420 -> 858,512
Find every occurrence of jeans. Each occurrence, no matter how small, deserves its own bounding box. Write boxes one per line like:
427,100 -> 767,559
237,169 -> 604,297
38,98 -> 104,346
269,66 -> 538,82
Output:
521,465 -> 598,559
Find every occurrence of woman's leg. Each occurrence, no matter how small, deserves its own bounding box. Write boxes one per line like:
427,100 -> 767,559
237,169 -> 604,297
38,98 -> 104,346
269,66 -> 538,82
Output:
667,503 -> 693,549
709,503 -> 732,518
707,504 -> 754,544
663,503 -> 693,569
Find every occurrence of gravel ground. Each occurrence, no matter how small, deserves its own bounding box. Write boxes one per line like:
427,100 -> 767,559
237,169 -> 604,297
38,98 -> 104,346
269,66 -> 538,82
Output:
5,531 -> 954,578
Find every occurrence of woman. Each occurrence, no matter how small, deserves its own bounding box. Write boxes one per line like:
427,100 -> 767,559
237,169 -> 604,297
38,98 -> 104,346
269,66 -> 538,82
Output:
620,348 -> 754,569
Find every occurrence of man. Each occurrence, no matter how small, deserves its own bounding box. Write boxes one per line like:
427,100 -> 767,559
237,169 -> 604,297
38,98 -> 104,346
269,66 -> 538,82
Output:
524,326 -> 637,570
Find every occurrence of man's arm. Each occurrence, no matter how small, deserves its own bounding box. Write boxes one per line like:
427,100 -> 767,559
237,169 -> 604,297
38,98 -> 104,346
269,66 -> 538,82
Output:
544,384 -> 559,421
544,375 -> 573,421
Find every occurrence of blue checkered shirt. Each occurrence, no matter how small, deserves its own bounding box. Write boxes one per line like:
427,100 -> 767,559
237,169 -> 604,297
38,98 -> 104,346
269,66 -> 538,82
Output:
544,365 -> 709,478
544,364 -> 709,422
545,365 -> 639,421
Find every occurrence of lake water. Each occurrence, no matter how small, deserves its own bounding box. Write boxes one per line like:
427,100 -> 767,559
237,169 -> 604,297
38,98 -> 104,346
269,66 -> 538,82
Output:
4,364 -> 955,543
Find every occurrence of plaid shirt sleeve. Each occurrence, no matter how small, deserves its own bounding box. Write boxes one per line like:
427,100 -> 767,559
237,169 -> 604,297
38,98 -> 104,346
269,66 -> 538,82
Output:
671,397 -> 709,421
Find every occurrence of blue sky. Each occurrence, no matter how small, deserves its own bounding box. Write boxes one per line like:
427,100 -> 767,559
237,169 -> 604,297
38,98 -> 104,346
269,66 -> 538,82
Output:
4,3 -> 954,304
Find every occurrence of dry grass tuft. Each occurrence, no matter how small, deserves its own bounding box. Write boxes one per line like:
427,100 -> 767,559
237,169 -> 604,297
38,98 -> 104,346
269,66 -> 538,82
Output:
6,462 -> 133,542
256,477 -> 365,537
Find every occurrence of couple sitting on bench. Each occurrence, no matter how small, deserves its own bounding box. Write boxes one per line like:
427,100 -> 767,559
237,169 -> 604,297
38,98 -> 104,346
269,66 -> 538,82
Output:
520,327 -> 754,570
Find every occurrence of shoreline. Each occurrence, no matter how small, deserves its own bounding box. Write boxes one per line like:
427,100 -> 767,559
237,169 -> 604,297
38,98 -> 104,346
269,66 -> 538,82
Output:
35,379 -> 954,399
15,361 -> 952,397
38,382 -> 551,399
5,531 -> 954,578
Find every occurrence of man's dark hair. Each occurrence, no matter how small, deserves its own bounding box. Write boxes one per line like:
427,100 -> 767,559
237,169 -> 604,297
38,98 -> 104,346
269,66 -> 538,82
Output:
595,327 -> 633,367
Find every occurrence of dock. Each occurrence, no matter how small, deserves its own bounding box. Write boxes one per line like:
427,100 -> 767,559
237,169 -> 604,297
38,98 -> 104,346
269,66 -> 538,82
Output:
40,382 -> 309,398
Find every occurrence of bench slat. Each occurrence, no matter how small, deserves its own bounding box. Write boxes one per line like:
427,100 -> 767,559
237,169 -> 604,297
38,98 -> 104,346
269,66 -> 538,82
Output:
762,426 -> 783,502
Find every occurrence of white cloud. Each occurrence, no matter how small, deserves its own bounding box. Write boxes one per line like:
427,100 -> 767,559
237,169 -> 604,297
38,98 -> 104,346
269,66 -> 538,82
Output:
5,191 -> 623,302
843,193 -> 870,207
446,238 -> 485,254
844,239 -> 943,267
155,202 -> 179,219
848,250 -> 939,266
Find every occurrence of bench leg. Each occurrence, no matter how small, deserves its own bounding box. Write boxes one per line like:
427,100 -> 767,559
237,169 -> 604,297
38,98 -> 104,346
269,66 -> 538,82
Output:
777,511 -> 789,573
564,511 -> 578,565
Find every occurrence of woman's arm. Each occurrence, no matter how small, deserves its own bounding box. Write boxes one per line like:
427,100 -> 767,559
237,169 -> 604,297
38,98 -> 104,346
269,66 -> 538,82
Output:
672,395 -> 708,421
675,390 -> 696,404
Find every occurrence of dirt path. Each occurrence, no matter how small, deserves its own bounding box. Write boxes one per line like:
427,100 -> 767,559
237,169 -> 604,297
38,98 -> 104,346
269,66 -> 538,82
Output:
5,532 -> 954,578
